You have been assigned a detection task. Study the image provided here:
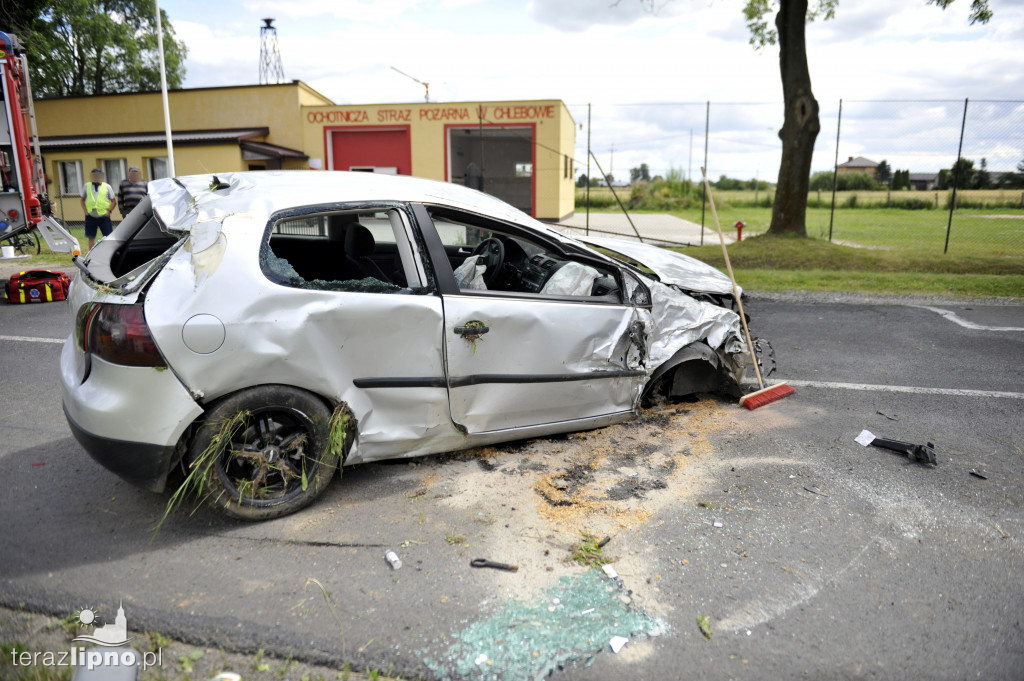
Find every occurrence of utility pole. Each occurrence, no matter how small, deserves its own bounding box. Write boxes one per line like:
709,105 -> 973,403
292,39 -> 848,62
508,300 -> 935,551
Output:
155,0 -> 174,176
586,103 -> 591,235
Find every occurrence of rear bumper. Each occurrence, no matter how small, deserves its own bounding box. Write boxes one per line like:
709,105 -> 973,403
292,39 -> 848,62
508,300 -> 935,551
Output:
64,405 -> 177,492
60,340 -> 205,492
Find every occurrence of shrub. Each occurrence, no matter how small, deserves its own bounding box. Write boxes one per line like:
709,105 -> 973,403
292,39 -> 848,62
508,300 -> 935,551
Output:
810,171 -> 879,192
575,191 -> 616,209
890,196 -> 934,210
841,172 -> 880,191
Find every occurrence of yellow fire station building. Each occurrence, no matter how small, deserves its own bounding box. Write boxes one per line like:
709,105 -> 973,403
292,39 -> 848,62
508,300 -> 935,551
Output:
34,82 -> 577,223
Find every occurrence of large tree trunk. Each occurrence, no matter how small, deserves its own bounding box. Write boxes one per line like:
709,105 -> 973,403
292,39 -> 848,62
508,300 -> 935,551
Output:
767,0 -> 820,237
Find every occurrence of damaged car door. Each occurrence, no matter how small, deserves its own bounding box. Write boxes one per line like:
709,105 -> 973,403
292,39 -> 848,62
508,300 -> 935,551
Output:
414,205 -> 649,434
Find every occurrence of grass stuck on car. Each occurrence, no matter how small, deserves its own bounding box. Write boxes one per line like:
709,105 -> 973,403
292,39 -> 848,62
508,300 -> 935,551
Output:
61,171 -> 770,521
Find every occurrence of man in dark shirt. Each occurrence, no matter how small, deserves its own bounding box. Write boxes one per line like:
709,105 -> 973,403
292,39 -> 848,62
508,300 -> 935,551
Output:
117,165 -> 148,219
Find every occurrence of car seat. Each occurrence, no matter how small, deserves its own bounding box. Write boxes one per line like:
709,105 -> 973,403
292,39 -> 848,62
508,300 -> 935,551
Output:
344,223 -> 392,283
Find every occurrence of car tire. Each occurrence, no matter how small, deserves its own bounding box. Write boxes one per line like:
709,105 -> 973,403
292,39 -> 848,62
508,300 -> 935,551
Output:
190,385 -> 339,521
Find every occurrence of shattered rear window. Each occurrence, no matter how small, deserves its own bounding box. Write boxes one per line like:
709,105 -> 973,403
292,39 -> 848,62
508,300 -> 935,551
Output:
261,208 -> 426,294
293,277 -> 401,294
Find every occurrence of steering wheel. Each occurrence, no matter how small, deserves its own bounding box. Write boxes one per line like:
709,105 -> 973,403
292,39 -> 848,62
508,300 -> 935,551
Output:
471,237 -> 505,288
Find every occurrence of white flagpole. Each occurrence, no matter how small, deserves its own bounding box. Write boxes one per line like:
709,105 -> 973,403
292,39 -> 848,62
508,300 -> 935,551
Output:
154,0 -> 175,177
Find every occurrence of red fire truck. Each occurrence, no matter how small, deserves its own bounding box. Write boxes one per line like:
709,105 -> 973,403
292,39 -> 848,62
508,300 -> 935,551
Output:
0,30 -> 79,259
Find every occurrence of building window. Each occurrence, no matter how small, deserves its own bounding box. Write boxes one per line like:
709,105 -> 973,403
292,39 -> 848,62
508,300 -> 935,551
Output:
102,159 -> 127,187
515,163 -> 532,178
147,157 -> 168,180
57,160 -> 83,196
564,155 -> 568,179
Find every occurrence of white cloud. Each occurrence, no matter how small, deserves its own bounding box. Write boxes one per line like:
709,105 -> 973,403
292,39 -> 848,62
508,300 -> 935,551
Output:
527,0 -> 670,32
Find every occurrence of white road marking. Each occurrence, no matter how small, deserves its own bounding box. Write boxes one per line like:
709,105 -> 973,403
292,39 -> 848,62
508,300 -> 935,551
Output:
913,305 -> 1024,332
785,379 -> 1024,400
0,335 -> 65,345
717,539 -> 877,633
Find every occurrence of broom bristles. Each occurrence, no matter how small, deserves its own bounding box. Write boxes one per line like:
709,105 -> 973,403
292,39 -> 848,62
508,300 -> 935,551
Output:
739,382 -> 795,410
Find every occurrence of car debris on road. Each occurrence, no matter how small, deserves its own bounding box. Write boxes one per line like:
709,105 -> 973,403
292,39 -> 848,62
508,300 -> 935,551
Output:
470,558 -> 518,572
855,429 -> 937,465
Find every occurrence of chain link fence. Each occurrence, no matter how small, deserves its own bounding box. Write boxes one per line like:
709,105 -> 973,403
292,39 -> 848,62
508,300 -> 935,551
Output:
568,100 -> 1024,255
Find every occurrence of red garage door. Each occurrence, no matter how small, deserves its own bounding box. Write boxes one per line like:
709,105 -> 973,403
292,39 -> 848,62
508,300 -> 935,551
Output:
329,127 -> 411,174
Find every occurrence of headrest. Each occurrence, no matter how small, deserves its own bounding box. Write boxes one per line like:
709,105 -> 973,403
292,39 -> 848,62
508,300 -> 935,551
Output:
346,223 -> 375,257
325,214 -> 350,240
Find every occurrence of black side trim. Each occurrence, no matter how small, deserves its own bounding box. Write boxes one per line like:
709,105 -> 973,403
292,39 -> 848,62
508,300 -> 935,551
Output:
354,370 -> 644,389
449,370 -> 644,387
353,377 -> 448,388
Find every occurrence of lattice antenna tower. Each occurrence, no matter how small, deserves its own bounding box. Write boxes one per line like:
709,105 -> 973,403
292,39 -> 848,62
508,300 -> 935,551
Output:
259,18 -> 285,85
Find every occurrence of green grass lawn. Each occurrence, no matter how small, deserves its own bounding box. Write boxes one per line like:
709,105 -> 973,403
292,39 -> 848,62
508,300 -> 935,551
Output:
667,206 -> 1024,259
678,233 -> 1024,298
579,187 -> 1024,258
4,226 -> 86,269
730,269 -> 1024,298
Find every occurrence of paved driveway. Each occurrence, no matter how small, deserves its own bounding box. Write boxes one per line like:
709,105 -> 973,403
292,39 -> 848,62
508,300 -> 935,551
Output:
557,212 -> 736,246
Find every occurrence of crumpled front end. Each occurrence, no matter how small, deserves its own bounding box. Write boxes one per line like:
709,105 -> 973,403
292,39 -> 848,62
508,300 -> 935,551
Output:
639,278 -> 748,398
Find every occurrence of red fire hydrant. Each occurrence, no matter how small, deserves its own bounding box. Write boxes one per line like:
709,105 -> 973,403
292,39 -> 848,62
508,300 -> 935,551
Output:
734,220 -> 744,242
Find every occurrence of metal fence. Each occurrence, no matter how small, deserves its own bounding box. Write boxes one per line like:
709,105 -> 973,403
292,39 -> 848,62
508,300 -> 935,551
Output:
568,100 -> 1024,255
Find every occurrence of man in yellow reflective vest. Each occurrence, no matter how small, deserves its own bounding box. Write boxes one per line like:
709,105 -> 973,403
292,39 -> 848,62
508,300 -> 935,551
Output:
79,167 -> 117,252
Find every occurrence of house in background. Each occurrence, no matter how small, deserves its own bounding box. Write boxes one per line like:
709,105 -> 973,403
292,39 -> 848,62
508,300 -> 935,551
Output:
836,156 -> 879,179
909,173 -> 939,191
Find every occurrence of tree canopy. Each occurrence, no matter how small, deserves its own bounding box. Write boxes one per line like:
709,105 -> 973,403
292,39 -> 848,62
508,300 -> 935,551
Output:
630,163 -> 651,183
742,0 -> 991,48
21,0 -> 188,98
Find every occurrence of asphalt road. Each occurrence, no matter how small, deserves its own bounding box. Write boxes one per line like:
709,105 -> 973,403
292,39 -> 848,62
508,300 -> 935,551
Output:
1,295 -> 1022,680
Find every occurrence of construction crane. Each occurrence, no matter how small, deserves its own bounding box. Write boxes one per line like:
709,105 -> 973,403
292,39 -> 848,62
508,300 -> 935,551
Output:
390,66 -> 429,103
0,31 -> 79,260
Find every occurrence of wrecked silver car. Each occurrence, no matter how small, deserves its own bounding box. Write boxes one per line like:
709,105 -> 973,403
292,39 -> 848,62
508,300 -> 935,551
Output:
61,171 -> 750,520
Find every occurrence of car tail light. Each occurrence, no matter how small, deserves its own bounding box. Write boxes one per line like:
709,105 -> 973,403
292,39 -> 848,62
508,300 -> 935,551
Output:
79,302 -> 166,367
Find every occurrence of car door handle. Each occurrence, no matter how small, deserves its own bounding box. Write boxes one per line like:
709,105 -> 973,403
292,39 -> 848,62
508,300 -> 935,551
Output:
455,325 -> 489,336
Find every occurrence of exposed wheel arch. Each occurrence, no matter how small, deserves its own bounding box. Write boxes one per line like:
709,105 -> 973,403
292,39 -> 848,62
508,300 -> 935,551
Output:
643,341 -> 739,403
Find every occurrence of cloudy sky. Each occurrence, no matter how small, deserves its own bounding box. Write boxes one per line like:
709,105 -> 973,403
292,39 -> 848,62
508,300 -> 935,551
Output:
163,0 -> 1024,179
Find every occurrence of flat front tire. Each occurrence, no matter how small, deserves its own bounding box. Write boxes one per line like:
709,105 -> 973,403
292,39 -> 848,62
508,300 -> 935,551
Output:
189,385 -> 338,520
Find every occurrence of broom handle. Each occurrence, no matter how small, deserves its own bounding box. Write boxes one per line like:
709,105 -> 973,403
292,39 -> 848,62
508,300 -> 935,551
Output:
701,168 -> 764,390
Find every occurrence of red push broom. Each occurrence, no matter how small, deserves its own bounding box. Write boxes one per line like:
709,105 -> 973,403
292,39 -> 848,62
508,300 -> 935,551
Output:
700,167 -> 795,410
